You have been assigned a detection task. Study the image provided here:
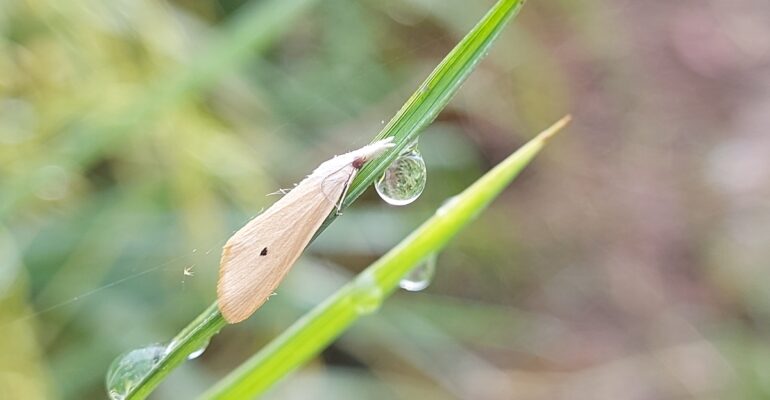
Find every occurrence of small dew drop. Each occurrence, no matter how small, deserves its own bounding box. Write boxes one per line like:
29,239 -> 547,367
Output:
186,339 -> 210,360
350,275 -> 384,315
436,195 -> 461,217
400,253 -> 436,292
106,344 -> 165,399
375,141 -> 427,206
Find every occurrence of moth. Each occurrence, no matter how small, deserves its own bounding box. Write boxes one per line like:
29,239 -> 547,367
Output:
217,138 -> 395,323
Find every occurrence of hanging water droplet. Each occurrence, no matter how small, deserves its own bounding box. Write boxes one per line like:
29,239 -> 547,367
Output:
165,337 -> 209,360
105,344 -> 165,400
185,339 -> 210,360
375,141 -> 427,206
350,274 -> 384,315
400,253 -> 436,291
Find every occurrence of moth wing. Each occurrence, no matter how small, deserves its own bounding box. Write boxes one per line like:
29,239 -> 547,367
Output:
217,168 -> 353,323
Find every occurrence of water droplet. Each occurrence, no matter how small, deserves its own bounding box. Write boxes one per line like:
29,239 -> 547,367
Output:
164,337 -> 209,360
436,195 -> 461,217
186,339 -> 209,360
400,253 -> 436,291
375,141 -> 427,206
106,344 -> 165,399
350,275 -> 383,315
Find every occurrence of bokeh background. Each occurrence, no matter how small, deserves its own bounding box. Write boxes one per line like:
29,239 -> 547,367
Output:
2,0 -> 770,399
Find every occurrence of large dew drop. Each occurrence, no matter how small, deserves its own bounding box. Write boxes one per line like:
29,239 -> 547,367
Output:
375,141 -> 426,206
106,344 -> 166,400
400,253 -> 436,291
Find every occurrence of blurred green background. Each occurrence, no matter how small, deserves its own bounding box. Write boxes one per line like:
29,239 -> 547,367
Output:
2,0 -> 770,399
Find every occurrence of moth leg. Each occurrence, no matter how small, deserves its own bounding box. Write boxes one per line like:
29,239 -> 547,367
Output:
335,170 -> 358,215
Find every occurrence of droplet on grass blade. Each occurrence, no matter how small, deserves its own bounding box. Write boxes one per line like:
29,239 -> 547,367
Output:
350,275 -> 384,315
375,140 -> 426,205
184,338 -> 210,360
399,253 -> 436,291
436,195 -> 461,217
106,344 -> 166,400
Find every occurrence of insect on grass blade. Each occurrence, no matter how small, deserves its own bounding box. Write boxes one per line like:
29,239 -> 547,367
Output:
217,138 -> 394,323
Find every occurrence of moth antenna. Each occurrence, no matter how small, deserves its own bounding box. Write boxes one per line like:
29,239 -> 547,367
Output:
267,187 -> 292,196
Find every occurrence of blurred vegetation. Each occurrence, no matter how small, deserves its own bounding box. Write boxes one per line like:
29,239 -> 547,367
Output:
2,0 -> 770,399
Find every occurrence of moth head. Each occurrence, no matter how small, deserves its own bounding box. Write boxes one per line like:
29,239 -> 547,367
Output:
352,137 -> 396,169
352,157 -> 366,170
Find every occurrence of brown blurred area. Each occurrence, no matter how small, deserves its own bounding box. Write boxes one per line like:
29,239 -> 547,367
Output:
1,0 -> 769,399
486,0 -> 770,397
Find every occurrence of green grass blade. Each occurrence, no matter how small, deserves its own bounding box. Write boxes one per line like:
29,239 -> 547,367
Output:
335,0 -> 527,215
122,0 -> 526,398
123,303 -> 226,400
201,116 -> 570,400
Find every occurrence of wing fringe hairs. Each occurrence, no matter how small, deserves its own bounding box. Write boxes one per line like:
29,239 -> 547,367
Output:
217,138 -> 394,323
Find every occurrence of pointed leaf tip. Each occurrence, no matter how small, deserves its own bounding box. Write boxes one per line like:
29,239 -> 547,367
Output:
537,114 -> 572,143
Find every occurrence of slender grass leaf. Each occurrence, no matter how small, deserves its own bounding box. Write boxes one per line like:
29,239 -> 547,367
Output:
122,0 -> 527,398
201,116 -> 570,399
